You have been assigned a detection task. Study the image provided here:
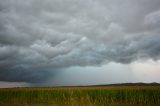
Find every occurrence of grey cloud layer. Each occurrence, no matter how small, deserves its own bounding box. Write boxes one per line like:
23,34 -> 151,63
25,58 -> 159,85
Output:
0,0 -> 160,82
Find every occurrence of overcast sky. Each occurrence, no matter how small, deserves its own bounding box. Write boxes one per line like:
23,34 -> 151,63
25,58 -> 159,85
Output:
0,0 -> 160,87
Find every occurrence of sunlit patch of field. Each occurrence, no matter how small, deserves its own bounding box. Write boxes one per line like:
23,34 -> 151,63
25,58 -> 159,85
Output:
0,86 -> 160,106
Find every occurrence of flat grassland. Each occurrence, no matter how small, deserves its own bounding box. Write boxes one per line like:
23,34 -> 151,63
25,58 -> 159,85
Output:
0,86 -> 160,106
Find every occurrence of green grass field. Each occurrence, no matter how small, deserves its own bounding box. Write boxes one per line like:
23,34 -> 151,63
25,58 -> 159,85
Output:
0,86 -> 160,106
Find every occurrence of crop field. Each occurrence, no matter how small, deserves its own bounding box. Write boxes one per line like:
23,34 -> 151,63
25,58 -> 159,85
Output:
0,86 -> 160,106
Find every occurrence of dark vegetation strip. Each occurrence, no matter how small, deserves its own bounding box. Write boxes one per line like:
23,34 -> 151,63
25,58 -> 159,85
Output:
0,86 -> 160,106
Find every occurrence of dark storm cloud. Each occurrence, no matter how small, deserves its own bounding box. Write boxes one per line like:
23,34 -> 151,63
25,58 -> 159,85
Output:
0,0 -> 160,82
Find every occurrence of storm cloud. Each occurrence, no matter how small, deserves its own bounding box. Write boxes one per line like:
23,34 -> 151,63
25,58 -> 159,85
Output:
0,0 -> 160,83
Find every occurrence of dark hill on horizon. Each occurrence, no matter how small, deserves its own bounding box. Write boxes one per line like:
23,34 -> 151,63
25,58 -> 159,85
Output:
94,82 -> 160,86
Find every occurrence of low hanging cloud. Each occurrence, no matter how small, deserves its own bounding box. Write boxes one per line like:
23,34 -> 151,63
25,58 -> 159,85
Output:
0,0 -> 160,83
